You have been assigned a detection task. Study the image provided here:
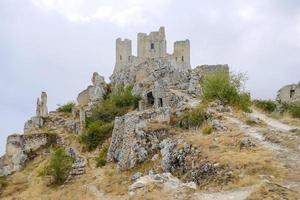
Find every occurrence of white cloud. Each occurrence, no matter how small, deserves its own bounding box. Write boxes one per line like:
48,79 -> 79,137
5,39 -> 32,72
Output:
30,0 -> 171,26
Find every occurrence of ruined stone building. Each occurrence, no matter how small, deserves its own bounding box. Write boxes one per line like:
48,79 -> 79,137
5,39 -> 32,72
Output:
277,83 -> 300,103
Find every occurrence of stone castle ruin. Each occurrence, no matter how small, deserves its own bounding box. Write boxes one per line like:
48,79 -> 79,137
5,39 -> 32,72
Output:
111,27 -> 228,111
114,27 -> 190,73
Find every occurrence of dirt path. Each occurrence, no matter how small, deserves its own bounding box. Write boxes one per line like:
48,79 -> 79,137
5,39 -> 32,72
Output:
250,110 -> 299,132
192,187 -> 253,200
225,110 -> 300,194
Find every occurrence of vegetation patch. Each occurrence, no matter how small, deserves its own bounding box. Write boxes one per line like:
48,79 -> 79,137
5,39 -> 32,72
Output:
202,123 -> 213,135
284,102 -> 300,118
56,102 -> 75,113
201,70 -> 251,112
81,121 -> 114,151
96,144 -> 109,167
253,99 -> 277,113
42,148 -> 74,185
0,176 -> 7,192
172,106 -> 207,129
81,85 -> 140,151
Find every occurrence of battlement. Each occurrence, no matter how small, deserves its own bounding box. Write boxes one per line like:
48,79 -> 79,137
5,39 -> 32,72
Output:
114,27 -> 191,72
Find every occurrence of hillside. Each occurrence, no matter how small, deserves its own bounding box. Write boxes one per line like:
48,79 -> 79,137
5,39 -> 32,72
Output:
1,27 -> 300,200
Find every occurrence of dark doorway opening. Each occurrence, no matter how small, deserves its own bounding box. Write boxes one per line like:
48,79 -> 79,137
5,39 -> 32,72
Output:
147,92 -> 155,105
151,43 -> 155,49
158,98 -> 163,107
290,89 -> 295,98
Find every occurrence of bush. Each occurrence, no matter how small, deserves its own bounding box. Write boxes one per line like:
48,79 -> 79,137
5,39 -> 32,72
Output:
81,85 -> 140,151
43,148 -> 74,185
175,106 -> 206,129
80,121 -> 114,151
202,124 -> 213,135
0,176 -> 7,191
201,70 -> 251,112
96,144 -> 109,167
56,102 -> 75,113
110,85 -> 141,109
253,100 -> 277,113
287,103 -> 300,118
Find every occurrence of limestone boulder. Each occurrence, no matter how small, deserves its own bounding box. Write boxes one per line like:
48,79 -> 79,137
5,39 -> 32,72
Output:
107,107 -> 171,170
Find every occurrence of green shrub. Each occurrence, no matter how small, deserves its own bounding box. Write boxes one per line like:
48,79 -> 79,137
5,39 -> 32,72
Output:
110,85 -> 141,109
202,124 -> 213,135
176,106 -> 206,129
287,103 -> 300,118
43,148 -> 74,185
96,144 -> 109,167
81,85 -> 140,151
201,70 -> 251,112
253,100 -> 277,113
56,102 -> 75,113
0,176 -> 7,191
80,121 -> 114,151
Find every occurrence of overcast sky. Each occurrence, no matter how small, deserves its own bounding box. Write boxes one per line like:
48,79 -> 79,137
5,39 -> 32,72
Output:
1,0 -> 300,155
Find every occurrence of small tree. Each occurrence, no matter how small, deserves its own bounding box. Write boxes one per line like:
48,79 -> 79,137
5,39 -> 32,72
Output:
44,148 -> 74,185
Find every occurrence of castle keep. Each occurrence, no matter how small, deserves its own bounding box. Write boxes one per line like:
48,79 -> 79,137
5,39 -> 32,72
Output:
114,27 -> 190,72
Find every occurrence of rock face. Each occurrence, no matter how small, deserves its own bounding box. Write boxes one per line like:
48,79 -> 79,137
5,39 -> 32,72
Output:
107,107 -> 171,170
276,83 -> 300,103
0,133 -> 58,176
25,112 -> 80,135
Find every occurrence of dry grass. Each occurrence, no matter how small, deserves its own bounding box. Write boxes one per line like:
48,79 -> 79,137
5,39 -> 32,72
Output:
246,182 -> 300,200
181,125 -> 285,191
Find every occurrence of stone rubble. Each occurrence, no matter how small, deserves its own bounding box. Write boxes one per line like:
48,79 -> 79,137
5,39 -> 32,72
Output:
65,147 -> 86,182
129,171 -> 197,197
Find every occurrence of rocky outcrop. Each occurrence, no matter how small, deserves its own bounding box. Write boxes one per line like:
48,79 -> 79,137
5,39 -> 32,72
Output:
24,92 -> 49,133
0,133 -> 59,176
107,107 -> 171,170
25,112 -> 80,135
